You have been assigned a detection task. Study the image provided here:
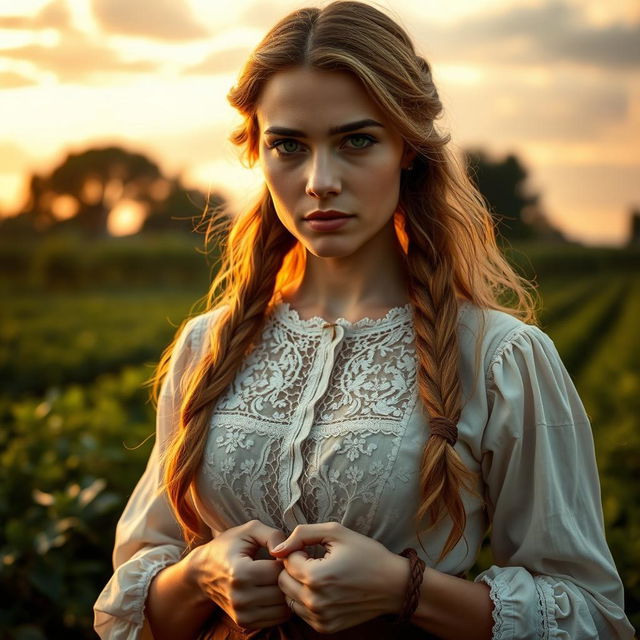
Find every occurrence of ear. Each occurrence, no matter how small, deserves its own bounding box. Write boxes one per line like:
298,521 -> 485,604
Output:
401,144 -> 417,169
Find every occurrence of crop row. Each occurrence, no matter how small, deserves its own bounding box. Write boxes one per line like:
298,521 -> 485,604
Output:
1,288 -> 204,396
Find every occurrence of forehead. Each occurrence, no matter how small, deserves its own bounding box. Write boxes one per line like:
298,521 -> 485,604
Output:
256,67 -> 386,132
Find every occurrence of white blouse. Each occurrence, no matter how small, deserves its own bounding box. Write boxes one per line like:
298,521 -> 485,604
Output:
93,300 -> 634,639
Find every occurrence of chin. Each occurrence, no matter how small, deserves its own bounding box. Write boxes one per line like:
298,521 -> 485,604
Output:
304,240 -> 359,259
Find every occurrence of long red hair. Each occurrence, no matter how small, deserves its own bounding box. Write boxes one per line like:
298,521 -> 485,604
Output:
150,1 -> 539,560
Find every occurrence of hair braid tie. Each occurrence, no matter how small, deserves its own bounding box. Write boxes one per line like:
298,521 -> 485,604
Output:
429,416 -> 458,445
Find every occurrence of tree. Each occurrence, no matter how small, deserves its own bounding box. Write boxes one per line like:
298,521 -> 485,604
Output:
5,145 -> 227,237
141,178 -> 226,234
23,147 -> 163,236
627,208 -> 640,247
464,150 -> 563,242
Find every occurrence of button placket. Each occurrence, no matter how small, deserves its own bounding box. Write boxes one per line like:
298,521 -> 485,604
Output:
322,322 -> 337,340
281,322 -> 345,530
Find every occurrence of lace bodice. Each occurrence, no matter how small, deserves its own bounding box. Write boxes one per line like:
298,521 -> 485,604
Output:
198,301 -> 426,541
94,300 -> 634,639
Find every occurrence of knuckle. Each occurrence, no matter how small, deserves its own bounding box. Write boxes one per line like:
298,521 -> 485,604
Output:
307,566 -> 330,589
315,619 -> 333,634
230,590 -> 249,610
304,594 -> 323,615
234,612 -> 254,628
227,568 -> 248,590
316,571 -> 335,589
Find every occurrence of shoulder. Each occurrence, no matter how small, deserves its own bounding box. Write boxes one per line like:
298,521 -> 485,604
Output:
183,305 -> 230,354
458,300 -> 552,381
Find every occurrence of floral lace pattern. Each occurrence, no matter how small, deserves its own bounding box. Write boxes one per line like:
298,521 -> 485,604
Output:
95,300 -> 637,640
197,302 -> 419,536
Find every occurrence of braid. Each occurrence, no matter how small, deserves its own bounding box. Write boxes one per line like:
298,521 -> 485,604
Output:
404,168 -> 481,562
160,194 -> 295,549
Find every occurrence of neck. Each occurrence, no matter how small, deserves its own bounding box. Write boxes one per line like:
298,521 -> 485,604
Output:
281,220 -> 410,320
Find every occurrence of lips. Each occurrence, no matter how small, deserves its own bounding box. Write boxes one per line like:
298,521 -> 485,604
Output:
304,210 -> 353,220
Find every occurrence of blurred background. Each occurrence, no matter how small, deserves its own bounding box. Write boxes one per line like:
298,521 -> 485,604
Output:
0,0 -> 638,638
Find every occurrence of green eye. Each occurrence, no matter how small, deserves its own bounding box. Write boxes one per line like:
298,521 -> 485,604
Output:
347,133 -> 377,150
349,135 -> 370,148
269,139 -> 302,155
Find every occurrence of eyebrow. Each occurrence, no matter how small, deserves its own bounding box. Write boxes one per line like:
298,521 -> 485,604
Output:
263,118 -> 384,137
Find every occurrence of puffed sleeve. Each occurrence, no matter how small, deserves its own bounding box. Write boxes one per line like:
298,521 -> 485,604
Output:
94,312 -> 212,639
473,324 -> 634,639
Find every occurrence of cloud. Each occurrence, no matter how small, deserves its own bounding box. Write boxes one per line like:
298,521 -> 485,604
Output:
0,0 -> 72,30
0,71 -> 38,89
534,163 -> 640,208
91,0 -> 209,41
0,140 -> 31,173
443,70 -> 630,145
132,122 -> 238,168
411,1 -> 640,70
237,1 -> 297,30
184,47 -> 252,76
0,32 -> 158,82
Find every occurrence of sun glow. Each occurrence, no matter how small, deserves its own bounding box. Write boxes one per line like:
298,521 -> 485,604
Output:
107,199 -> 147,236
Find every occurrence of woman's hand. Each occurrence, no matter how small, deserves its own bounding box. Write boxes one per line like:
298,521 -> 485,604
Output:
268,522 -> 408,634
187,519 -> 292,630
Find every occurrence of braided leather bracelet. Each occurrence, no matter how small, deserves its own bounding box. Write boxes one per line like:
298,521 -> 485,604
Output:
396,547 -> 426,624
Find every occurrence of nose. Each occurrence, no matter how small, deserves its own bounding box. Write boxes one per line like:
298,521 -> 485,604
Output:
305,150 -> 341,198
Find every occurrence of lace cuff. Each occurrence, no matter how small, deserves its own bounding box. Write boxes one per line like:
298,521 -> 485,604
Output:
474,565 -> 542,639
94,544 -> 183,639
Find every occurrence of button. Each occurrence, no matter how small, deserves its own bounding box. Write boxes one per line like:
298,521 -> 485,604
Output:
322,322 -> 337,339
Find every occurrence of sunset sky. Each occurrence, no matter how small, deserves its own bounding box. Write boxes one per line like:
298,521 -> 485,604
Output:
1,0 -> 639,244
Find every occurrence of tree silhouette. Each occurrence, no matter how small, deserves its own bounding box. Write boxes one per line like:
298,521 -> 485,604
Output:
3,145 -> 227,237
628,208 -> 640,247
24,147 -> 163,235
464,150 -> 560,242
141,178 -> 226,234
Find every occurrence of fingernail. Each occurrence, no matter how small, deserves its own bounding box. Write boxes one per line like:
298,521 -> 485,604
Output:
271,542 -> 285,552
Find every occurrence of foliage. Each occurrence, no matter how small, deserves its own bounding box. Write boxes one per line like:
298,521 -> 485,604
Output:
0,368 -> 155,639
1,239 -> 638,637
1,287 -> 207,395
0,232 -> 217,292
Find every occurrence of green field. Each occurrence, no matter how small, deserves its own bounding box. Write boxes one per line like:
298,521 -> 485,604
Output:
1,236 -> 638,638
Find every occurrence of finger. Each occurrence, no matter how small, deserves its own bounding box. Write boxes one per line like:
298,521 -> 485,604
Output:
243,605 -> 292,630
269,522 -> 342,557
236,603 -> 291,630
244,558 -> 286,586
267,529 -> 288,553
243,584 -> 288,608
281,550 -> 316,581
278,565 -> 306,601
236,520 -> 287,557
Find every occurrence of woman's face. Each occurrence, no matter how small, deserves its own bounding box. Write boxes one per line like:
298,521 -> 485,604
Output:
256,67 -> 413,259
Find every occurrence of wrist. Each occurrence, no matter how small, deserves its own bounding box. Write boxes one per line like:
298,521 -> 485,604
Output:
382,552 -> 411,615
182,545 -> 209,603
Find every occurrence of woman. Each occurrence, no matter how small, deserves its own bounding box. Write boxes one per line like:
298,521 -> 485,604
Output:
93,2 -> 634,639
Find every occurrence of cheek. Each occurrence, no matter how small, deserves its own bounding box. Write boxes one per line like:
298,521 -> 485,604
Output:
358,157 -> 402,210
263,161 -> 297,207
262,163 -> 301,236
